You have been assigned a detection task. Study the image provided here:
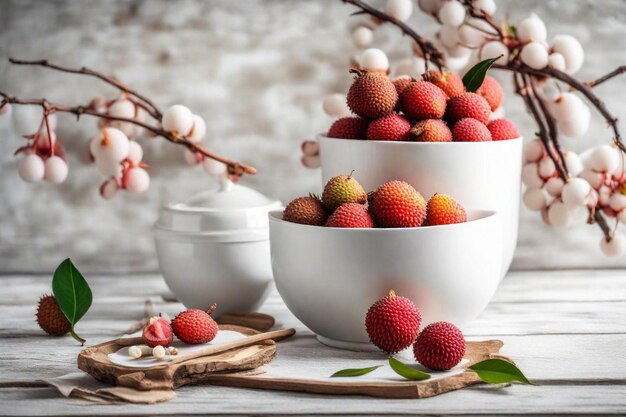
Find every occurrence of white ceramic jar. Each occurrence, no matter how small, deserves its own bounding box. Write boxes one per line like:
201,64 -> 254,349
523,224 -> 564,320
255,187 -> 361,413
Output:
153,180 -> 282,316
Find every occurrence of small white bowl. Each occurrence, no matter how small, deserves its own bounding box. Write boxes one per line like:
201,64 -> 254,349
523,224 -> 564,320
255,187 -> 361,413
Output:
269,209 -> 502,350
318,135 -> 523,277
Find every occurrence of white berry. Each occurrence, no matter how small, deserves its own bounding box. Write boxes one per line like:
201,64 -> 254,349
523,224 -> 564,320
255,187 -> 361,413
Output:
579,170 -> 604,190
538,157 -> 556,179
187,114 -> 206,143
479,41 -> 509,64
301,140 -> 319,157
418,0 -> 442,14
301,154 -> 321,169
95,157 -> 122,177
458,20 -> 491,47
516,14 -> 547,43
18,153 -> 45,183
609,192 -> 626,212
523,139 -> 545,163
125,167 -> 150,193
561,178 -> 591,210
600,235 -> 626,257
563,151 -> 584,176
548,52 -> 566,71
183,149 -> 201,165
548,201 -> 575,229
590,145 -> 620,173
43,156 -> 68,184
558,102 -> 590,138
520,42 -> 549,69
438,1 -> 465,27
100,178 -> 119,199
202,158 -> 227,176
108,98 -> 136,119
551,35 -> 584,74
351,26 -> 374,49
473,0 -> 496,15
438,26 -> 460,49
322,94 -> 350,118
127,141 -> 144,163
384,0 -> 413,22
359,48 -> 389,71
162,104 -> 194,137
523,188 -> 548,211
92,127 -> 130,163
619,210 -> 626,225
393,57 -> 426,78
545,177 -> 564,197
552,93 -> 586,123
522,162 -> 544,188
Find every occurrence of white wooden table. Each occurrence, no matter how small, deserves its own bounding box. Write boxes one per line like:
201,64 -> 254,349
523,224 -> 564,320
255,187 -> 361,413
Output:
1,270 -> 625,416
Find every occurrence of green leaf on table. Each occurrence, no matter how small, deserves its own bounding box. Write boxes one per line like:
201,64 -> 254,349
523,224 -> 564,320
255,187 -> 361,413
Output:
52,258 -> 92,346
388,357 -> 431,381
468,358 -> 532,385
330,365 -> 382,378
462,57 -> 501,92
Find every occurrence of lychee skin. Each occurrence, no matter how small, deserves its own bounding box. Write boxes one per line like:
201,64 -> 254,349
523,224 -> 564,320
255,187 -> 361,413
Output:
425,70 -> 465,98
326,203 -> 374,228
327,117 -> 369,139
413,321 -> 465,371
487,118 -> 520,141
36,294 -> 71,336
400,81 -> 448,121
392,76 -> 414,97
322,174 -> 368,212
410,119 -> 452,142
283,196 -> 327,226
368,180 -> 427,228
365,290 -> 422,353
367,113 -> 411,141
143,316 -> 174,348
452,118 -> 493,142
347,71 -> 398,119
426,194 -> 467,225
446,92 -> 492,125
477,76 -> 504,111
171,306 -> 219,345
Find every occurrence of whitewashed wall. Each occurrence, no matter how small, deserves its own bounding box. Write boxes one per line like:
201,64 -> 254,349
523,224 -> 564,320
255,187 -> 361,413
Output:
0,0 -> 625,274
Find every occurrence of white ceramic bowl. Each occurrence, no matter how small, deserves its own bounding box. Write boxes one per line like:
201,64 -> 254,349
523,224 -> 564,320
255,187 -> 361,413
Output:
269,209 -> 502,350
319,135 -> 523,277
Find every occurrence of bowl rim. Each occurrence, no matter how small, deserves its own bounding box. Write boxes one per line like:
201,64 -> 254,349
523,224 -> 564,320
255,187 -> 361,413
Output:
317,133 -> 523,145
269,208 -> 498,232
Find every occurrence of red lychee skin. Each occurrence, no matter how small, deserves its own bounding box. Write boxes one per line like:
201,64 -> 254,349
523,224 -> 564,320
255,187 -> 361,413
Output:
171,306 -> 219,345
452,118 -> 493,142
36,294 -> 71,336
477,76 -> 504,111
365,290 -> 422,353
367,113 -> 412,141
327,117 -> 369,139
446,92 -> 492,125
487,118 -> 520,141
326,203 -> 374,228
347,71 -> 398,119
413,321 -> 465,371
143,316 -> 174,348
392,76 -> 414,97
368,180 -> 427,228
283,196 -> 327,226
424,70 -> 465,98
410,119 -> 452,142
426,194 -> 467,225
400,81 -> 448,121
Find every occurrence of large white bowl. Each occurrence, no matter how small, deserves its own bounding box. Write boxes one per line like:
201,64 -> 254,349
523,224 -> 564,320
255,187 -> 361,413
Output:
319,135 -> 523,277
269,209 -> 502,350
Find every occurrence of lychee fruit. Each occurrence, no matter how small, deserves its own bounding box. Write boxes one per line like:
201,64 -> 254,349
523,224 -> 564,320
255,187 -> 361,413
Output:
346,69 -> 398,119
400,81 -> 448,121
326,203 -> 374,228
424,70 -> 465,98
171,304 -> 219,345
477,75 -> 504,111
365,290 -> 422,353
321,172 -> 367,212
392,76 -> 414,97
410,119 -> 452,142
446,92 -> 492,125
368,180 -> 427,228
327,117 -> 369,139
413,321 -> 465,371
426,194 -> 467,225
366,113 -> 411,141
36,294 -> 71,336
283,196 -> 327,226
487,118 -> 520,141
143,316 -> 174,348
452,118 -> 492,142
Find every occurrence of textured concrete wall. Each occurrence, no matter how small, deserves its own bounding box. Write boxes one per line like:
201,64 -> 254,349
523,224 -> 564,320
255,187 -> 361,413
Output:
0,0 -> 625,273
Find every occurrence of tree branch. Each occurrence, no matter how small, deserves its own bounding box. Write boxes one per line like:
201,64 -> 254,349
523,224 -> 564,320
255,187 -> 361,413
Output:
586,65 -> 626,88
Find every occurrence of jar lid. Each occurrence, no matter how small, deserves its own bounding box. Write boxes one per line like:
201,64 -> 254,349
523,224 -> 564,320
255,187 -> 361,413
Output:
154,179 -> 282,236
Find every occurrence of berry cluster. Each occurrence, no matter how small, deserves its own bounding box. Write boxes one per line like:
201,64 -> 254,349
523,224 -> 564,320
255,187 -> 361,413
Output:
142,304 -> 219,348
366,290 -> 465,371
283,173 -> 467,228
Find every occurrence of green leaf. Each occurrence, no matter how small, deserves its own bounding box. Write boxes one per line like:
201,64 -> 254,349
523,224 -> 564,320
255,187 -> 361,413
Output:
468,359 -> 532,385
506,23 -> 517,37
330,365 -> 382,378
462,57 -> 501,92
52,258 -> 92,345
388,357 -> 431,381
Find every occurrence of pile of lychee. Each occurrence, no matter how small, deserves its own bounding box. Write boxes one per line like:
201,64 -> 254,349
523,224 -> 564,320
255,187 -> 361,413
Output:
327,68 -> 519,143
283,172 -> 467,228
366,290 -> 465,371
